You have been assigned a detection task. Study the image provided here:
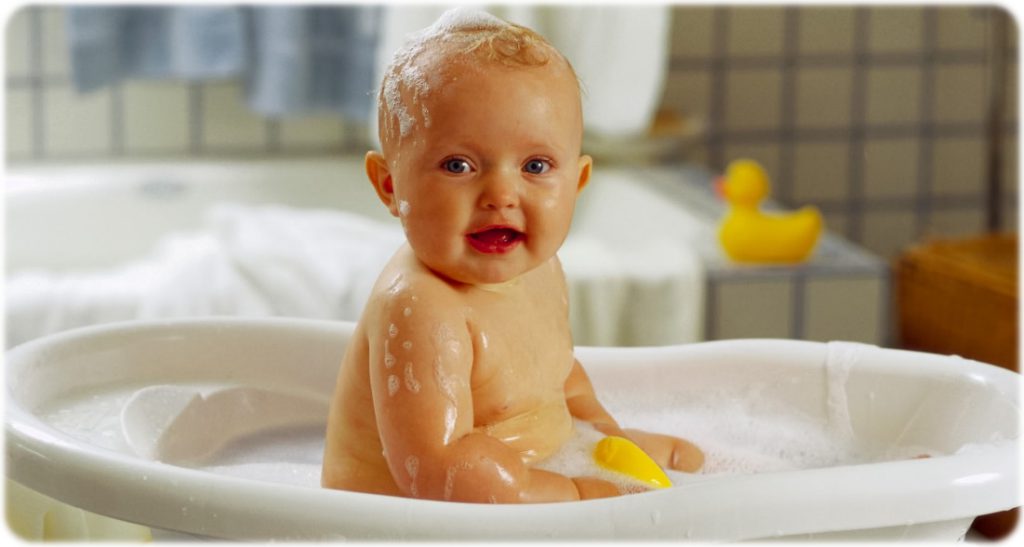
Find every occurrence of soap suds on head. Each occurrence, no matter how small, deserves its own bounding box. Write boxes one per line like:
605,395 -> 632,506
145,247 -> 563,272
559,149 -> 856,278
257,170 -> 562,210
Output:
377,7 -> 567,150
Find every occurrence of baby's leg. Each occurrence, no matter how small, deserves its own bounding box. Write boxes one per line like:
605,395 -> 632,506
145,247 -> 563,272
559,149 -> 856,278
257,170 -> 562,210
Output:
623,429 -> 704,473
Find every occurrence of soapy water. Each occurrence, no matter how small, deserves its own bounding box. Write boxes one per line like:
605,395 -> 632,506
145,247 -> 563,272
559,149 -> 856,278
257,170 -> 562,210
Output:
39,379 -> 962,497
41,340 -> 988,495
533,420 -> 653,492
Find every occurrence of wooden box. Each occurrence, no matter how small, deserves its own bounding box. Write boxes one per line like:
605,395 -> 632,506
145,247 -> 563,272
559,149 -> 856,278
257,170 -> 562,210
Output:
896,234 -> 1018,372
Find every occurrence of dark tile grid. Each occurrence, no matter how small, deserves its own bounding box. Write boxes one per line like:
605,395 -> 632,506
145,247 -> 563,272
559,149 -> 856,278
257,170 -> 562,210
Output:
664,6 -> 1019,256
5,6 -> 366,161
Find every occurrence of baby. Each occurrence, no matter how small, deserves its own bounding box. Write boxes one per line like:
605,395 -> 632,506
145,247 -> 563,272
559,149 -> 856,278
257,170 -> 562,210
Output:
322,9 -> 702,503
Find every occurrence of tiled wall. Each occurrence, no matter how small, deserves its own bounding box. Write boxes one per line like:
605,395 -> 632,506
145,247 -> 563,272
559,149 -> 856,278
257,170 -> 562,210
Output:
661,5 -> 1019,258
4,6 -> 367,160
5,5 -> 1019,261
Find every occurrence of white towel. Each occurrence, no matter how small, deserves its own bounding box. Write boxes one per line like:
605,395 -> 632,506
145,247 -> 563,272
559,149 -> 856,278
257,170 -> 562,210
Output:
560,236 -> 704,347
6,204 -> 702,349
210,204 -> 404,319
5,205 -> 404,348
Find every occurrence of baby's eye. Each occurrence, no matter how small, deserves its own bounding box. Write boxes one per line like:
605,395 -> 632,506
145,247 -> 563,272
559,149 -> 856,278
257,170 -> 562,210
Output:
443,158 -> 472,174
523,159 -> 551,175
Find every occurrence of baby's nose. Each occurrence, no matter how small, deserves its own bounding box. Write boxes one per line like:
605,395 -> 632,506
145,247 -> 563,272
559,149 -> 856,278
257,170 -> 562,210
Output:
479,172 -> 520,210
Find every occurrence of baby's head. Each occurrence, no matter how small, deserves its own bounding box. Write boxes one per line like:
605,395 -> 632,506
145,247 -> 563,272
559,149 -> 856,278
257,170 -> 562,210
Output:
366,9 -> 592,287
376,9 -> 580,156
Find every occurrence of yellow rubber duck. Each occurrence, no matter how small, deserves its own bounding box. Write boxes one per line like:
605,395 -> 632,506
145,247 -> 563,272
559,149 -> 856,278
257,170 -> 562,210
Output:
716,159 -> 823,263
593,436 -> 672,489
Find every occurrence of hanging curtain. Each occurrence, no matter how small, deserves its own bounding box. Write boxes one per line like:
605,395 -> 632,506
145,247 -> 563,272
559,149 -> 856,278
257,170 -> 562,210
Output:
65,5 -> 382,120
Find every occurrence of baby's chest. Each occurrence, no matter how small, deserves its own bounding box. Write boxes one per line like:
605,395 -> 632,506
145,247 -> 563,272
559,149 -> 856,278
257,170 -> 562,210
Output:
468,312 -> 574,421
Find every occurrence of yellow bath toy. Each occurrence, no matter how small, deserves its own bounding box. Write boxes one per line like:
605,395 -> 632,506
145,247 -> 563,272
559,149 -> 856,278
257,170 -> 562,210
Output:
593,436 -> 672,489
716,159 -> 823,263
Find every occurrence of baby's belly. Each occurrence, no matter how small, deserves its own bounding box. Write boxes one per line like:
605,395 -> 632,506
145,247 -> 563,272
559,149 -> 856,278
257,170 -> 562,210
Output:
479,401 -> 573,464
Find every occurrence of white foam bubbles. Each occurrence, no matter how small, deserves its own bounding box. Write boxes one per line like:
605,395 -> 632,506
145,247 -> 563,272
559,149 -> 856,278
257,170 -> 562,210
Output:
533,421 -> 652,493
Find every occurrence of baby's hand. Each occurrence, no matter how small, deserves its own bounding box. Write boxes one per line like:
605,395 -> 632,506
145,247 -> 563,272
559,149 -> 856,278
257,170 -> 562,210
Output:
571,477 -> 621,500
623,429 -> 704,473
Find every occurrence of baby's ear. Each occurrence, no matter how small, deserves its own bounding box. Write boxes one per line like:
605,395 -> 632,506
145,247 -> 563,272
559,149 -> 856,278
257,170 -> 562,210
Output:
366,151 -> 400,217
576,155 -> 593,194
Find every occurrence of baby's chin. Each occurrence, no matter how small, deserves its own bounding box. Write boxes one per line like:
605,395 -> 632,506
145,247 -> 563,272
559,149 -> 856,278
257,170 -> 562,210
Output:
417,253 -> 548,289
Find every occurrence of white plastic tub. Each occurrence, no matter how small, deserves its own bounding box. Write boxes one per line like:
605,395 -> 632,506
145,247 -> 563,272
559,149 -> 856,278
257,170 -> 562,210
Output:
6,318 -> 1018,540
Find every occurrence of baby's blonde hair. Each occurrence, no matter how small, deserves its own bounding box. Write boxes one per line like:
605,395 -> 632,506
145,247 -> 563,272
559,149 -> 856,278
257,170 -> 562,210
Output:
376,9 -> 579,153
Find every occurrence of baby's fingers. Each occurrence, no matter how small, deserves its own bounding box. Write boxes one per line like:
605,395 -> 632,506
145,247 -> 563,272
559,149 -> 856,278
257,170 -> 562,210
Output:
624,428 -> 705,473
571,477 -> 621,500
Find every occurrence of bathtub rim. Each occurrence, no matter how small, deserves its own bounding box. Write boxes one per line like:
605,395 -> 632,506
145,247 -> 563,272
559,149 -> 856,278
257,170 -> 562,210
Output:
4,317 -> 1020,540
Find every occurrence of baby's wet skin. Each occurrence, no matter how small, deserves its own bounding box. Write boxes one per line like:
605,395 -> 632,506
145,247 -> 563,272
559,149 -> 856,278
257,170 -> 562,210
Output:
321,8 -> 704,503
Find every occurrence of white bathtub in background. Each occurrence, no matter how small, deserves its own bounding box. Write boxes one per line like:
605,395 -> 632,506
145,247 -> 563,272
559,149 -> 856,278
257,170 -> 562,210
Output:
5,318 -> 1018,541
4,158 -> 705,348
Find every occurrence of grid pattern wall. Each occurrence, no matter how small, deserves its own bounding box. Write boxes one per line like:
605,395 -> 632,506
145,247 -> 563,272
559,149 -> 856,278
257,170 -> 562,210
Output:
661,5 -> 1019,258
5,5 -> 1020,260
4,6 -> 368,160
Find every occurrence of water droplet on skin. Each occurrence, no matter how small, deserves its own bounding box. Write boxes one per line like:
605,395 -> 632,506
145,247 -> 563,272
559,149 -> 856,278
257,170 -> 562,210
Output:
384,340 -> 396,368
404,307 -> 412,317
405,363 -> 421,393
405,455 -> 419,478
444,467 -> 457,500
388,375 -> 400,396
389,324 -> 398,338
403,340 -> 413,351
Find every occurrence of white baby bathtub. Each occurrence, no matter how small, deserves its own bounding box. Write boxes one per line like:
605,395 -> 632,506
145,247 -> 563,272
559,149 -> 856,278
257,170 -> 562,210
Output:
5,318 -> 1018,541
4,158 -> 706,348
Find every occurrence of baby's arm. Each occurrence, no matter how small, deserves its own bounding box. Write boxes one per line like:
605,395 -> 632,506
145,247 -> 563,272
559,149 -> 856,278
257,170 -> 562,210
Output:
564,358 -> 627,437
564,359 -> 705,473
370,290 -> 615,503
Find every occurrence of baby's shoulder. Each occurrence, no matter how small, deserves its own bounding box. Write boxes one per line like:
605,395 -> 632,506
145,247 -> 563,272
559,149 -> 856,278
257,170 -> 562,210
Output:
368,266 -> 465,329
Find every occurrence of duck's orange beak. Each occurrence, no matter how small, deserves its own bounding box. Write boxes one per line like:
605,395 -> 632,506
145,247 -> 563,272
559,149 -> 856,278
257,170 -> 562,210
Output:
713,176 -> 727,200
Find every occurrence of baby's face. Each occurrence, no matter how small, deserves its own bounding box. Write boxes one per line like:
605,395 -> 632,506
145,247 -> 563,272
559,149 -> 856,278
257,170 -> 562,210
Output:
385,59 -> 590,286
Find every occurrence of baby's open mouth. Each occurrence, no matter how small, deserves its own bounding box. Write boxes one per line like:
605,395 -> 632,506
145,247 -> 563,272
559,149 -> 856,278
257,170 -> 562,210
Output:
467,227 -> 524,254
